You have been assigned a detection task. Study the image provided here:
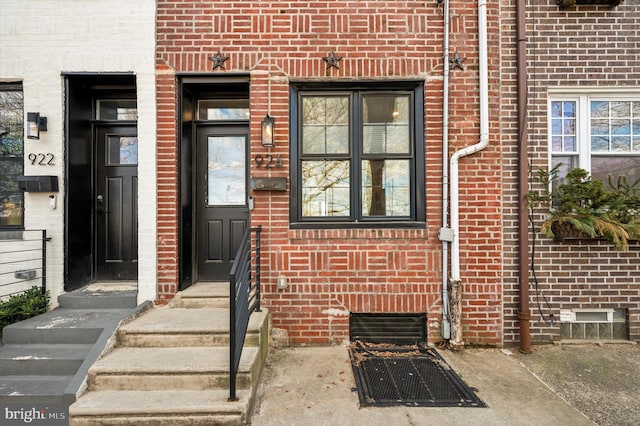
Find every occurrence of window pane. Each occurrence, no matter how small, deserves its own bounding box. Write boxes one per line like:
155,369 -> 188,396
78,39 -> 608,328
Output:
302,125 -> 326,154
363,124 -> 386,153
563,101 -> 575,117
612,119 -> 631,135
326,97 -> 349,125
302,96 -> 349,154
197,99 -> 249,120
591,101 -> 609,118
591,119 -> 609,136
611,101 -> 631,117
303,97 -> 325,125
302,160 -> 350,217
551,155 -> 578,174
611,136 -> 631,152
362,124 -> 410,154
564,117 -> 575,135
386,125 -> 410,153
551,155 -> 578,194
575,311 -> 608,322
590,101 -> 636,153
362,159 -> 410,217
362,95 -> 410,154
325,125 -> 350,153
591,156 -> 640,186
0,87 -> 24,227
108,137 -> 138,165
97,99 -> 138,120
591,136 -> 609,152
207,136 -> 245,205
564,136 -> 576,152
550,101 -> 576,154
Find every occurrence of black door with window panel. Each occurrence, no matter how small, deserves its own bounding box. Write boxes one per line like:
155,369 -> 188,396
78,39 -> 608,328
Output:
95,125 -> 138,280
195,125 -> 250,281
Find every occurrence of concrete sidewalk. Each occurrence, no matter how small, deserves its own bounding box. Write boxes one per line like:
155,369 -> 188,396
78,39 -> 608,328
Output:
250,345 -> 594,425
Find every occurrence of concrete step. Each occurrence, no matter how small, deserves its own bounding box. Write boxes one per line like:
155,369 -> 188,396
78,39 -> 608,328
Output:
0,344 -> 92,375
2,309 -> 136,345
68,281 -> 269,425
117,307 -> 268,348
0,293 -> 150,409
170,282 -> 229,308
69,389 -> 251,426
0,375 -> 74,405
58,285 -> 138,309
87,346 -> 259,391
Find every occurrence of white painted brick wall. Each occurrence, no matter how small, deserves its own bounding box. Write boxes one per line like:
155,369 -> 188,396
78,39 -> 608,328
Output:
0,0 -> 157,305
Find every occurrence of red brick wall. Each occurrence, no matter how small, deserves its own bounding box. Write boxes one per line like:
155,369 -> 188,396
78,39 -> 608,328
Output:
156,1 -> 503,345
501,1 -> 640,344
156,64 -> 179,304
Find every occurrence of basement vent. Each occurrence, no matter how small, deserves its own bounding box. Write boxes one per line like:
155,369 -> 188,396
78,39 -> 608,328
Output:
560,308 -> 627,340
349,313 -> 427,344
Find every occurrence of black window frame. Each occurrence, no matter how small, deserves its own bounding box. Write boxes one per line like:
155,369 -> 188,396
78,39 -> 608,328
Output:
290,81 -> 425,228
0,82 -> 24,230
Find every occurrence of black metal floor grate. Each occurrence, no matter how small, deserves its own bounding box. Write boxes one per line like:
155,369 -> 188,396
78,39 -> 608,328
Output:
349,341 -> 486,408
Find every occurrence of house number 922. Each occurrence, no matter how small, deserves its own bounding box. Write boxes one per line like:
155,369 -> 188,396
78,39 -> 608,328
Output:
28,153 -> 55,166
254,154 -> 283,168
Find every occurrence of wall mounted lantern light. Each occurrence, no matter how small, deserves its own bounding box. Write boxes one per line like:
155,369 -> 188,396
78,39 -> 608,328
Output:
27,112 -> 47,140
261,114 -> 275,147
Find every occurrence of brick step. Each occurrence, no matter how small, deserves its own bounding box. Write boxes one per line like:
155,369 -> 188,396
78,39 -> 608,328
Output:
0,344 -> 93,375
69,389 -> 251,426
87,346 -> 260,391
117,308 -> 267,347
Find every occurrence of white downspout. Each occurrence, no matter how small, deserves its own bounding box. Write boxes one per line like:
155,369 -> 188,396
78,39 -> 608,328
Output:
449,0 -> 490,347
440,0 -> 452,340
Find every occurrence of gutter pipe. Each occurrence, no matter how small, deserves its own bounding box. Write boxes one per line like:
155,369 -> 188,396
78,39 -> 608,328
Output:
516,0 -> 532,354
448,0 -> 490,347
440,0 -> 452,340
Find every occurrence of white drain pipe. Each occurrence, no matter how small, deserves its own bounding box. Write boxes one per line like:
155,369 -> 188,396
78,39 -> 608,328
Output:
448,0 -> 490,347
440,0 -> 452,340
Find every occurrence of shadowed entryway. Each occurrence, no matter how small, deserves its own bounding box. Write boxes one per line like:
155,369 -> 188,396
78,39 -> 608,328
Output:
65,74 -> 138,290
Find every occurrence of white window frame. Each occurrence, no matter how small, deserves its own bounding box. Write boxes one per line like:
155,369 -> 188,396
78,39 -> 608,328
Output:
547,90 -> 640,181
560,308 -> 616,323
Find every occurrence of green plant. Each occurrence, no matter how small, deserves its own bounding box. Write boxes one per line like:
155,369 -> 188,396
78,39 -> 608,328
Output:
528,166 -> 640,251
608,175 -> 640,224
0,286 -> 50,338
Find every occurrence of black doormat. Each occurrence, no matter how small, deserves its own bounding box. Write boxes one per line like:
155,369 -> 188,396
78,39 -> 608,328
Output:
349,341 -> 486,408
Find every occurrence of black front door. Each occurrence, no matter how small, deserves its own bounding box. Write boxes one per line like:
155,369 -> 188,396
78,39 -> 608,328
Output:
95,125 -> 138,280
195,125 -> 250,281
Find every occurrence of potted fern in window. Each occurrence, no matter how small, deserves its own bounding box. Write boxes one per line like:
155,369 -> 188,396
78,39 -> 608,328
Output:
528,166 -> 640,250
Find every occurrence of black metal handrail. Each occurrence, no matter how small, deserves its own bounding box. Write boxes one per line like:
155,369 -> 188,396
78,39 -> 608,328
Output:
0,229 -> 48,299
228,225 -> 262,401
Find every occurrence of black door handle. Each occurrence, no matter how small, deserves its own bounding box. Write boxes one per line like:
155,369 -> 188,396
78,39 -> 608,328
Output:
96,194 -> 106,213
